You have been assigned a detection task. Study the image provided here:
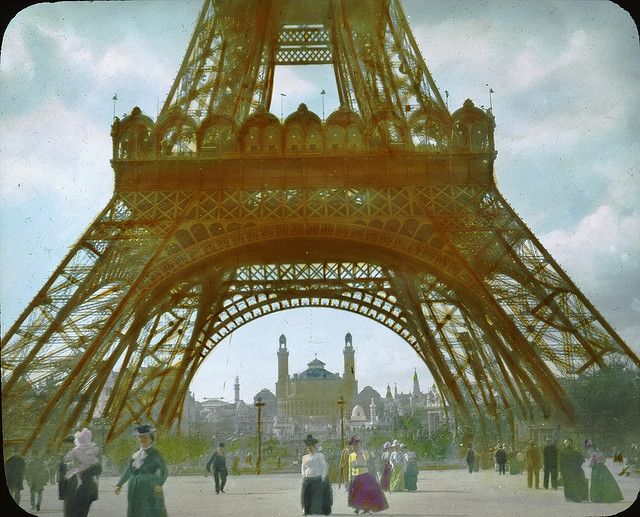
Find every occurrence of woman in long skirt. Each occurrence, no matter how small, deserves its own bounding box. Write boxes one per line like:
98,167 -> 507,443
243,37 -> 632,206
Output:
586,442 -> 623,503
389,440 -> 405,492
115,425 -> 168,517
402,445 -> 418,491
348,436 -> 388,514
62,428 -> 102,517
559,439 -> 588,502
300,434 -> 331,515
379,443 -> 391,492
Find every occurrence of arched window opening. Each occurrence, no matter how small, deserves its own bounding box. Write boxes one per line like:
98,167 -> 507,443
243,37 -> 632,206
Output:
244,127 -> 260,154
160,124 -> 196,157
286,126 -> 303,154
471,122 -> 488,151
410,120 -> 448,150
264,126 -> 281,155
305,127 -> 321,153
119,131 -> 135,160
327,126 -> 344,152
347,125 -> 363,150
202,125 -> 236,157
175,229 -> 195,248
452,122 -> 469,150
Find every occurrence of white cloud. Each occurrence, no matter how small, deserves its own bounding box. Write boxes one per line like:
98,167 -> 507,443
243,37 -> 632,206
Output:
540,204 -> 640,351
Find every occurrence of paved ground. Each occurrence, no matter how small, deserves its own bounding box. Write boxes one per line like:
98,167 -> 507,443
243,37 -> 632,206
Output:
9,460 -> 639,517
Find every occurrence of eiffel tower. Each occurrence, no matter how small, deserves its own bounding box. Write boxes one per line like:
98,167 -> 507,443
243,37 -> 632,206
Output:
2,0 -> 638,452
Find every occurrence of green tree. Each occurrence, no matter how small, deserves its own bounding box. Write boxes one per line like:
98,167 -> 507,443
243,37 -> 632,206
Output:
561,360 -> 640,452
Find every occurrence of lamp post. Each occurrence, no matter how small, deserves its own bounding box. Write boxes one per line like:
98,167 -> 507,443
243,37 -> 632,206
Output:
255,396 -> 266,475
321,89 -> 326,122
337,395 -> 345,451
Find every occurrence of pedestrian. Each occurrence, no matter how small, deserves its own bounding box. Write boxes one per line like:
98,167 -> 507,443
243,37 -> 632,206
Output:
526,439 -> 541,489
508,447 -> 519,474
586,441 -> 623,503
389,440 -> 405,491
58,436 -> 76,513
347,436 -> 388,514
516,448 -> 526,474
402,444 -> 418,490
25,451 -> 48,512
495,444 -> 507,475
339,445 -> 350,490
206,442 -> 228,495
300,434 -> 331,516
542,438 -> 558,489
379,442 -> 391,491
465,443 -> 475,473
4,444 -> 25,505
115,424 -> 168,517
63,428 -> 102,517
559,438 -> 588,502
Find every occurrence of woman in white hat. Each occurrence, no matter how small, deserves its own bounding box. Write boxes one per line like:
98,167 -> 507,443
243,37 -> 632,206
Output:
300,434 -> 330,515
379,442 -> 392,492
389,440 -> 405,492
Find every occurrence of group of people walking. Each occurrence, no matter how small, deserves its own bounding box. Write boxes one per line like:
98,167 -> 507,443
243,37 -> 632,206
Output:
378,440 -> 418,492
302,433 -> 391,515
4,428 -> 103,516
300,434 -> 421,515
465,437 -> 624,504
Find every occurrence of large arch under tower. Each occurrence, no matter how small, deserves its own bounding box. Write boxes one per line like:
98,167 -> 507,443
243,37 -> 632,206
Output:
2,0 -> 638,452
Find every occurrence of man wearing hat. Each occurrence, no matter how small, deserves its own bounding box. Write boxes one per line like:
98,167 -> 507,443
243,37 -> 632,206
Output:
300,434 -> 329,515
495,444 -> 507,475
115,424 -> 168,517
206,442 -> 228,494
526,439 -> 542,489
542,438 -> 558,489
4,443 -> 25,505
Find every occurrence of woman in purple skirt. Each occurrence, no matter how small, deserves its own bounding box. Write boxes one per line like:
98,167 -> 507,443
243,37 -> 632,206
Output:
347,436 -> 389,514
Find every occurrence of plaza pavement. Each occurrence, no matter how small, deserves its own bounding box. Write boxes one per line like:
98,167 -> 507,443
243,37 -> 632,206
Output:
8,460 -> 639,517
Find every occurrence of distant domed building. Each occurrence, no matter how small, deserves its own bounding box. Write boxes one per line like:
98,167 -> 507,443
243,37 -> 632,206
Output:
276,333 -> 358,425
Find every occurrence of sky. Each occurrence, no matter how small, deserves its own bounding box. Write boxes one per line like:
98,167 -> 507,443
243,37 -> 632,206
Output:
1,1 -> 639,405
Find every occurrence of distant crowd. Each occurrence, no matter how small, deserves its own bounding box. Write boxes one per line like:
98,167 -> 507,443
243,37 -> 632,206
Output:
463,438 -> 627,503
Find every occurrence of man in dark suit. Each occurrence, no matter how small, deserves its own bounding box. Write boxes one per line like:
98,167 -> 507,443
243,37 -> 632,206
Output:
206,442 -> 228,494
543,438 -> 558,489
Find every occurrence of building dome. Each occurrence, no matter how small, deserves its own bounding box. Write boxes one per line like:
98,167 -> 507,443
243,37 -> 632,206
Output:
284,103 -> 322,126
325,106 -> 364,128
351,404 -> 366,421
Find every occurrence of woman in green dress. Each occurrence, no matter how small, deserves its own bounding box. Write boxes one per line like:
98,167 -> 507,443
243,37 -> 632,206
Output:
115,425 -> 168,517
586,441 -> 623,503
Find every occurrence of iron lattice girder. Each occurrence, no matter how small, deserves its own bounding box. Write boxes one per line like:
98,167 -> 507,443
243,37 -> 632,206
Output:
276,26 -> 332,65
3,0 -> 639,452
161,0 -> 447,128
3,168 -> 637,450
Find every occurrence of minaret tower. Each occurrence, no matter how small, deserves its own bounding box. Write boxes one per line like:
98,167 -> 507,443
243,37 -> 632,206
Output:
342,333 -> 357,405
234,376 -> 240,404
370,398 -> 377,427
276,334 -> 289,407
